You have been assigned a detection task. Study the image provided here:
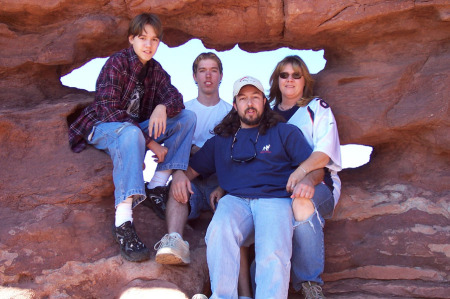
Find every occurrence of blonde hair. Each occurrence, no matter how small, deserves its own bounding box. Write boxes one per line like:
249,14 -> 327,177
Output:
268,55 -> 316,107
192,52 -> 223,74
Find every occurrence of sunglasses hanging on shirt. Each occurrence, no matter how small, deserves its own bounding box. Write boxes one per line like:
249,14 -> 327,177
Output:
230,127 -> 260,163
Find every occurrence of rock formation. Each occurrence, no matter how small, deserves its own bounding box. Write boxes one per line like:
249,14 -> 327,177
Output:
0,1 -> 449,298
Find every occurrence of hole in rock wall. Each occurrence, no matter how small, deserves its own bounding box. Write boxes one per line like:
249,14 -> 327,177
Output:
341,144 -> 372,169
61,38 -> 371,179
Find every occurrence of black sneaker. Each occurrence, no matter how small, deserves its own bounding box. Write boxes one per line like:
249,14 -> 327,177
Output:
143,184 -> 170,220
112,221 -> 150,262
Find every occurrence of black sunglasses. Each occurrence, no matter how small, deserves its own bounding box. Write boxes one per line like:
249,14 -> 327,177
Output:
279,72 -> 303,79
230,128 -> 260,163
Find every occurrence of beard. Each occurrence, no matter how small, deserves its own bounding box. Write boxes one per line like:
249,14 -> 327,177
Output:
238,107 -> 263,126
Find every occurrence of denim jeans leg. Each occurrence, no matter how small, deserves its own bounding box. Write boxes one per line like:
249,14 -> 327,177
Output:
251,197 -> 293,299
290,183 -> 334,290
291,210 -> 324,290
88,122 -> 147,207
205,195 -> 254,299
187,178 -> 204,220
187,175 -> 218,220
141,109 -> 196,171
312,183 -> 335,220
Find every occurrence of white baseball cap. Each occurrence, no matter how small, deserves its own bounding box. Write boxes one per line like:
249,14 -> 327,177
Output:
233,76 -> 265,98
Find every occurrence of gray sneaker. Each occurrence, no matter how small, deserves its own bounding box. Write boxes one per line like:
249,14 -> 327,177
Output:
192,295 -> 208,299
154,233 -> 190,265
301,281 -> 325,299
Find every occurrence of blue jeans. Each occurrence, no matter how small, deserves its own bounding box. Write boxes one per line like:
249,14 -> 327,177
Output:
205,195 -> 293,299
291,182 -> 334,290
151,110 -> 196,172
87,110 -> 195,207
188,174 -> 219,220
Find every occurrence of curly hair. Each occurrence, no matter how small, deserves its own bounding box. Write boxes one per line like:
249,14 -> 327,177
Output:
213,99 -> 285,137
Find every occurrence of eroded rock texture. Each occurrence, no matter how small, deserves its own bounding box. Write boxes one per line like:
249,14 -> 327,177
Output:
0,1 -> 449,298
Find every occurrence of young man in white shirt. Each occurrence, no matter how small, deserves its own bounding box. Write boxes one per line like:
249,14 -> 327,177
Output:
153,53 -> 231,265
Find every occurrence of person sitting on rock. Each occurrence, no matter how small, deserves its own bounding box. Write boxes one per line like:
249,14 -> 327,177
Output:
152,52 -> 232,265
68,13 -> 195,262
168,76 -> 325,298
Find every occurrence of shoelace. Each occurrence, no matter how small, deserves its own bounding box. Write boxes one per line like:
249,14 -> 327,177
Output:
154,234 -> 176,250
303,283 -> 324,299
122,226 -> 144,249
154,186 -> 169,197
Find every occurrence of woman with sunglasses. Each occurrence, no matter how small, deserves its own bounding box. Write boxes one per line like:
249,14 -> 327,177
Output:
238,56 -> 342,299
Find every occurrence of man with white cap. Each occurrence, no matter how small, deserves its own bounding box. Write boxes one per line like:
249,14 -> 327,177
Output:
171,76 -> 324,298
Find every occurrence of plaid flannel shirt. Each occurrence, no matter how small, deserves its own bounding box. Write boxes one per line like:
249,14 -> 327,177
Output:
68,47 -> 184,153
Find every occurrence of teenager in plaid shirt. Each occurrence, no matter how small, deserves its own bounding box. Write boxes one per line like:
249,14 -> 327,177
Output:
68,13 -> 195,262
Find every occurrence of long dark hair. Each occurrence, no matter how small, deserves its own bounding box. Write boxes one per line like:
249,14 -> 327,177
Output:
213,99 -> 285,137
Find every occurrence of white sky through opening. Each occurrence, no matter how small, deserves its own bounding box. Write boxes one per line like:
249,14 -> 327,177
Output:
61,38 -> 372,173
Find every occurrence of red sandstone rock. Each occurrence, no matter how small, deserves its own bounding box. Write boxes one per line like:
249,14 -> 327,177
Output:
0,1 -> 449,298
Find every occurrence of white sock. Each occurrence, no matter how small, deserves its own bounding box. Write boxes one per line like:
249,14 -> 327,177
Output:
148,169 -> 172,189
115,197 -> 133,227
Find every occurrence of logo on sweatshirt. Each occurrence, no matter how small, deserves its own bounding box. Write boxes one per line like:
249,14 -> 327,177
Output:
260,144 -> 271,153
